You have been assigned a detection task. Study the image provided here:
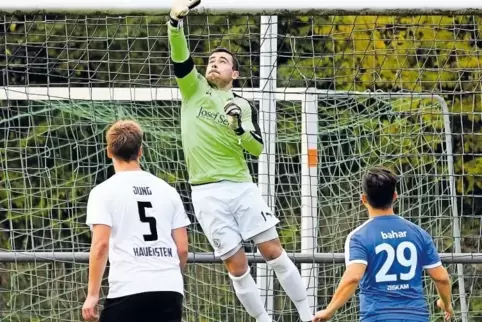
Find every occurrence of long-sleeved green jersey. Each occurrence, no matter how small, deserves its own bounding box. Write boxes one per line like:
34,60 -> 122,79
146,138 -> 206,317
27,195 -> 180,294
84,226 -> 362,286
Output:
168,22 -> 264,185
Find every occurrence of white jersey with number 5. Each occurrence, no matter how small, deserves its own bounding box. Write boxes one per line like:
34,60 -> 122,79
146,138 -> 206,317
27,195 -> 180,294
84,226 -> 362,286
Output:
86,170 -> 191,299
345,214 -> 441,322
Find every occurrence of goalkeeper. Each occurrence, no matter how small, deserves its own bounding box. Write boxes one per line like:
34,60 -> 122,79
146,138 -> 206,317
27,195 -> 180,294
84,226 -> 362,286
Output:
168,1 -> 313,322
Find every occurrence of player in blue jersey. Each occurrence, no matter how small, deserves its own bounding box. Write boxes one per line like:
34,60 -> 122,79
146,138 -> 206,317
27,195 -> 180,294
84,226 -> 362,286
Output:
313,167 -> 453,322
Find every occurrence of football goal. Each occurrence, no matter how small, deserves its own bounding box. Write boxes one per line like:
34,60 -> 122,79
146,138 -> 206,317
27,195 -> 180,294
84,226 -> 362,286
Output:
1,1 -> 481,321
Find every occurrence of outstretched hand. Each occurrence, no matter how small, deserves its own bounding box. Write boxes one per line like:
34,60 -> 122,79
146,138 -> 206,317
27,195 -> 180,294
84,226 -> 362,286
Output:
170,0 -> 202,22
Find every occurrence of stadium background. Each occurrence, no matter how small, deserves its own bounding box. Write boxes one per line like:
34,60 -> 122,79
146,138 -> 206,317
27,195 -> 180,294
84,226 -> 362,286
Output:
0,13 -> 481,321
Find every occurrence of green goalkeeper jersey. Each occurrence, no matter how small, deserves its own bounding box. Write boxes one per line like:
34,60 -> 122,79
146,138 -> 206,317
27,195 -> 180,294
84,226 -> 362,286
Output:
168,23 -> 264,185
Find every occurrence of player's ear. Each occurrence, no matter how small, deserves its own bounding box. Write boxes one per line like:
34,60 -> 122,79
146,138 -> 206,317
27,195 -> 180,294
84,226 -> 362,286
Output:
360,193 -> 367,205
231,69 -> 239,80
392,191 -> 398,201
138,146 -> 143,158
106,146 -> 113,159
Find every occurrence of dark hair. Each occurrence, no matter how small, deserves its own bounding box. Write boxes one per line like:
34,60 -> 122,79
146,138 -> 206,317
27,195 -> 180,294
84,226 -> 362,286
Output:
362,167 -> 398,209
210,47 -> 239,71
106,120 -> 143,162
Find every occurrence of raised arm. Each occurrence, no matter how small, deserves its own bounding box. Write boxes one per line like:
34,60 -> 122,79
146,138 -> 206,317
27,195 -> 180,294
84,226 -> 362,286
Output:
168,0 -> 204,101
225,96 -> 264,157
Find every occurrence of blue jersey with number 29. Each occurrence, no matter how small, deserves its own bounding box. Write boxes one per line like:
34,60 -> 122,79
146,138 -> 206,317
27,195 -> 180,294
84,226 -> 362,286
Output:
345,215 -> 442,321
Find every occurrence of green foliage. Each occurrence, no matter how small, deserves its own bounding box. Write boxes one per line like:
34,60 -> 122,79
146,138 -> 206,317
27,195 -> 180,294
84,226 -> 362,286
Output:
0,13 -> 481,322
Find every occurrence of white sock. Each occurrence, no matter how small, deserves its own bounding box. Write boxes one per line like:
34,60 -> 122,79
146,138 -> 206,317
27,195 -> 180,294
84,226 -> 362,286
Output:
267,250 -> 313,321
229,268 -> 272,322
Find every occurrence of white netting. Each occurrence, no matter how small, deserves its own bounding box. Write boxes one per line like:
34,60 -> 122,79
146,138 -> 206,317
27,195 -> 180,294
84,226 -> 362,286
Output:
0,12 -> 481,322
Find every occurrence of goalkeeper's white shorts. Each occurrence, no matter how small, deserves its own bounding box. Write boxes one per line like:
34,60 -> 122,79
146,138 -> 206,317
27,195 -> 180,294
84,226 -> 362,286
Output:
191,181 -> 280,260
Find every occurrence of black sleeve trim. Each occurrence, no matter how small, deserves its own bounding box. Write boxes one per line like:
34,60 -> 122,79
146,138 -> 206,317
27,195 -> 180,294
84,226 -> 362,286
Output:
172,56 -> 194,79
250,115 -> 263,144
234,126 -> 245,136
169,18 -> 179,28
234,93 -> 263,144
248,130 -> 263,144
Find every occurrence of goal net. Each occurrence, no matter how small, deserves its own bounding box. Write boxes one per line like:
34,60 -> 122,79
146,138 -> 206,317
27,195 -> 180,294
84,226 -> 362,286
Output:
0,9 -> 479,322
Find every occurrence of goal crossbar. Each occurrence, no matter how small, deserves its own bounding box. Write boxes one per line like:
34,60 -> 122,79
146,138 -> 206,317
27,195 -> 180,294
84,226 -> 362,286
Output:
1,0 -> 482,15
0,86 -> 452,102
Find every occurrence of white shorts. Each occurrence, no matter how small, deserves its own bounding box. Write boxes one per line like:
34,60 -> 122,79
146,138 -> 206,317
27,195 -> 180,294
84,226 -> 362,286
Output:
191,181 -> 280,259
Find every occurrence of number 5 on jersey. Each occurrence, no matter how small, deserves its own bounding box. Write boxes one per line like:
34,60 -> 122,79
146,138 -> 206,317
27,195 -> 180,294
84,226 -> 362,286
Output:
137,201 -> 158,241
375,241 -> 417,283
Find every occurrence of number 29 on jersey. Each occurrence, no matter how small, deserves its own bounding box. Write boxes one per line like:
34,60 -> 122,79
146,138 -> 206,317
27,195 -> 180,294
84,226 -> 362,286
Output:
375,241 -> 417,283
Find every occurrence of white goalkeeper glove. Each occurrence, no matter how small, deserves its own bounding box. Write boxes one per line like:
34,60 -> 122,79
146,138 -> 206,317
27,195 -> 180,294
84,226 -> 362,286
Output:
224,100 -> 244,135
170,0 -> 201,22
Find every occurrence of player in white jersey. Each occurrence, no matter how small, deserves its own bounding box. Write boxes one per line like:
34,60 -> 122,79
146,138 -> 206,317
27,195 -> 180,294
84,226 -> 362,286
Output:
81,120 -> 190,322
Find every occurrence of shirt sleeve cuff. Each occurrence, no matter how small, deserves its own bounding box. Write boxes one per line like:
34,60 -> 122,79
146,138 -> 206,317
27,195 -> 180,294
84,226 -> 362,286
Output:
86,220 -> 112,230
172,217 -> 191,229
167,19 -> 183,30
423,261 -> 442,269
346,259 -> 368,266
